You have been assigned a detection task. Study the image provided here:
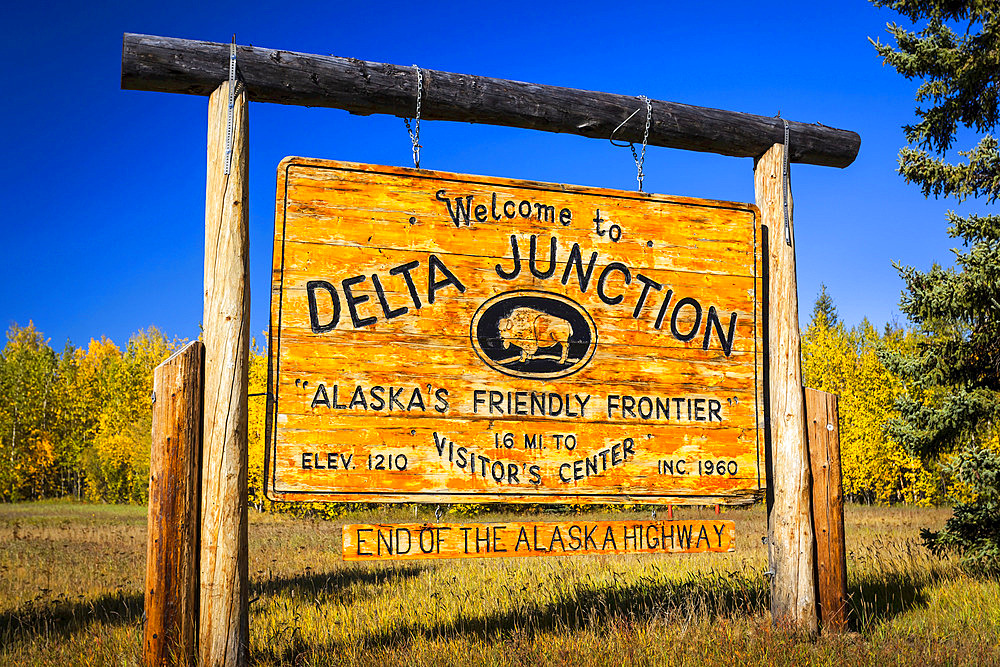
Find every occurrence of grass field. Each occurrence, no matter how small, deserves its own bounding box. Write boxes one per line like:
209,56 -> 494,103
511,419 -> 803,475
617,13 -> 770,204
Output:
1,502 -> 998,665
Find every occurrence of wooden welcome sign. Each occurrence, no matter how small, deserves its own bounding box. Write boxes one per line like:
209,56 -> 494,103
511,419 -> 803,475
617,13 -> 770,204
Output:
265,158 -> 764,504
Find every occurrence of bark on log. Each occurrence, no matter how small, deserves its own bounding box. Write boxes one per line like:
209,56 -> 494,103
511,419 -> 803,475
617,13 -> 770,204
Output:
121,33 -> 860,168
145,340 -> 203,666
754,143 -> 818,633
200,80 -> 250,667
805,388 -> 848,632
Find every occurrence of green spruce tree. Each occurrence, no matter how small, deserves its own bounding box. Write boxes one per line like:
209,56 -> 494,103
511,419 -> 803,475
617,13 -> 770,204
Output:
811,283 -> 839,328
872,1 -> 1000,568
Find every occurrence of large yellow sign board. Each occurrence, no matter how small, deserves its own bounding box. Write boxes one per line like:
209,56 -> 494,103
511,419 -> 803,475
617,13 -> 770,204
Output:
265,158 -> 764,504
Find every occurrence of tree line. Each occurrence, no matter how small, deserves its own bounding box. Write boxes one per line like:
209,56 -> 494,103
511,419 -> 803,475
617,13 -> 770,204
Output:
0,304 -> 968,509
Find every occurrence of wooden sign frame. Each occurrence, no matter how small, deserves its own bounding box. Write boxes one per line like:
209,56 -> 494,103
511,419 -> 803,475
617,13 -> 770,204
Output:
264,158 -> 765,506
123,33 -> 861,654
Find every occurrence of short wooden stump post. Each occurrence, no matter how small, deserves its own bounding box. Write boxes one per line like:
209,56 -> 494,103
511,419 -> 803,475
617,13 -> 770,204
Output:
806,388 -> 848,632
145,341 -> 204,666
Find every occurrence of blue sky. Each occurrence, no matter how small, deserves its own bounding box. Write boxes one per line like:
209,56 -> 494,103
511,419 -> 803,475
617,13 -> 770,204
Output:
0,1 -> 988,349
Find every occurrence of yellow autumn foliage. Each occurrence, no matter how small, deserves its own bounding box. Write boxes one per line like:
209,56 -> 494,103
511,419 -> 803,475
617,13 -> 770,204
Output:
802,316 -> 938,504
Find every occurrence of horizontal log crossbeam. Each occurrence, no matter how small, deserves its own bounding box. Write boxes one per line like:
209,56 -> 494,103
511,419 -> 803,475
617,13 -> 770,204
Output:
121,33 -> 860,168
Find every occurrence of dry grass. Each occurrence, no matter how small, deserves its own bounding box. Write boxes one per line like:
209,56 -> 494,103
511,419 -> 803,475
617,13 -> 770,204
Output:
1,502 -> 997,666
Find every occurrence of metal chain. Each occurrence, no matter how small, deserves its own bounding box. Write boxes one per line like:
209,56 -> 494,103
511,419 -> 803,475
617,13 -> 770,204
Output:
403,65 -> 423,168
610,95 -> 652,192
224,35 -> 237,176
634,95 -> 652,192
781,118 -> 792,246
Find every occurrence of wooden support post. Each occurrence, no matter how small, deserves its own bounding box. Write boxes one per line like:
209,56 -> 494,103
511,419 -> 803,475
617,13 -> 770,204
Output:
754,143 -> 818,633
145,340 -> 203,666
200,80 -> 250,667
805,388 -> 848,632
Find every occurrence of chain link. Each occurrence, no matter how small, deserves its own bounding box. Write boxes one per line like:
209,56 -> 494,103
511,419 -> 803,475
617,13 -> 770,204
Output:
403,65 -> 423,168
635,95 -> 652,192
224,36 -> 237,176
781,118 -> 791,246
610,95 -> 653,192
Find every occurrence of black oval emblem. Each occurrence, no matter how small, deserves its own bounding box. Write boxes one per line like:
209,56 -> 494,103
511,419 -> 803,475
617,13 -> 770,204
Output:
470,290 -> 597,379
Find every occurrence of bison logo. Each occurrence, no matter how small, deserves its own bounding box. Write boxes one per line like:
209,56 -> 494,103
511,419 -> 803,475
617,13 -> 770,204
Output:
471,290 -> 597,379
498,308 -> 573,364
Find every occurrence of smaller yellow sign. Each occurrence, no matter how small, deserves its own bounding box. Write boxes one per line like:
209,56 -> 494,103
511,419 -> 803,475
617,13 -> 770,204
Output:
342,519 -> 735,561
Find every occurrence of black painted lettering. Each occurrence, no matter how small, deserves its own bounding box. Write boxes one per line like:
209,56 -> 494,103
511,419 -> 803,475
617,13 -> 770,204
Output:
632,273 -> 663,318
388,387 -> 405,410
435,190 -> 473,227
607,394 -> 619,418
369,386 -> 386,411
356,528 -> 373,556
638,397 -> 653,419
331,385 -> 348,410
389,260 -> 422,310
311,384 -> 330,408
372,274 -> 408,319
535,203 -> 555,222
623,438 -> 635,458
427,254 -> 467,303
407,388 -> 426,411
349,385 -> 368,410
670,296 -> 703,342
561,243 -> 599,292
306,280 -> 341,333
496,235 -> 522,280
597,262 -> 632,305
622,395 -> 637,418
654,289 -> 674,330
703,306 -> 738,357
490,192 -> 501,220
342,275 -> 376,328
529,235 -> 557,279
434,388 -> 450,413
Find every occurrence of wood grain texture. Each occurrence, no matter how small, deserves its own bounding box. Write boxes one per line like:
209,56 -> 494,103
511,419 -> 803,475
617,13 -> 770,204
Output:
121,33 -> 860,168
145,341 -> 203,667
342,519 -> 735,561
266,158 -> 765,505
806,388 -> 848,632
200,81 -> 250,667
754,144 -> 817,633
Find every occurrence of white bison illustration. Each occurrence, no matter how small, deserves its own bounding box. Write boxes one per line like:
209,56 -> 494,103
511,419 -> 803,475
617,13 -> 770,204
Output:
498,308 -> 573,364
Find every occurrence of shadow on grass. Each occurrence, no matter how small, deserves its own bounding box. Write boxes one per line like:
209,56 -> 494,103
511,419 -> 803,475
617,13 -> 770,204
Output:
253,565 -> 954,662
251,564 -> 427,605
0,590 -> 143,645
256,570 -> 772,662
848,571 -> 932,630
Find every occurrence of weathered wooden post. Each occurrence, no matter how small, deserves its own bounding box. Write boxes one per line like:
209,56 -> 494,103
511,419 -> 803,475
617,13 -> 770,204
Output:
199,79 -> 250,667
145,340 -> 203,666
754,143 -> 818,633
806,388 -> 848,632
